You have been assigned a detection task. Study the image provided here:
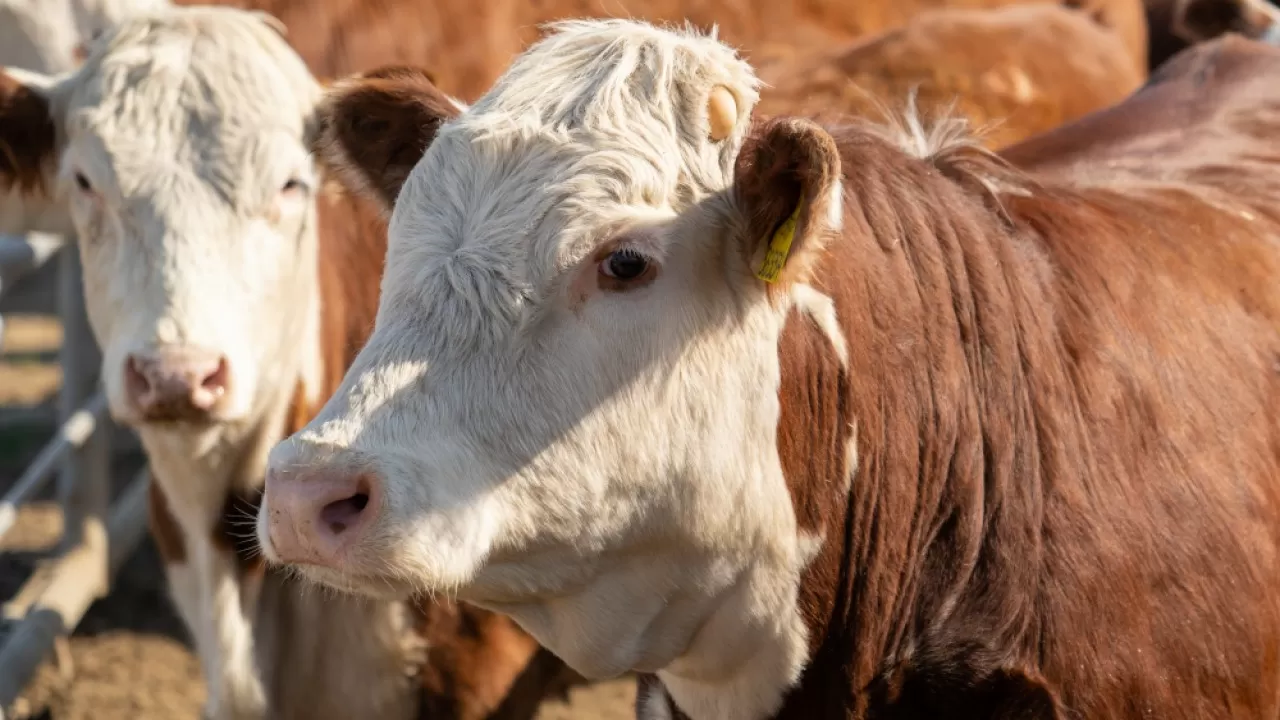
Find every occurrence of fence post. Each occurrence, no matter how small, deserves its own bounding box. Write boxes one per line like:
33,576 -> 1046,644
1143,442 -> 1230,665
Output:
55,243 -> 109,587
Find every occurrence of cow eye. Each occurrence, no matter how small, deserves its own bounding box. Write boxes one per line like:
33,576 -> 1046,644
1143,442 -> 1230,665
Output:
74,172 -> 93,193
281,177 -> 308,194
599,248 -> 651,282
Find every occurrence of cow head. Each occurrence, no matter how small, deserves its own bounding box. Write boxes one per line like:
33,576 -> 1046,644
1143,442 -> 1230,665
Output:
0,7 -> 387,441
1171,0 -> 1280,46
259,20 -> 843,715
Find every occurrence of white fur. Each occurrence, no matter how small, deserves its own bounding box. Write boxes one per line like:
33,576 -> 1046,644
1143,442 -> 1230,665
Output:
790,284 -> 848,369
260,20 -> 857,720
0,0 -> 80,73
1,8 -> 417,720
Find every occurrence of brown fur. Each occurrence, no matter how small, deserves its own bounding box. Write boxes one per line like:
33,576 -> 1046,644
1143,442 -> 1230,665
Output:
1145,0 -> 1280,70
173,0 -> 1148,101
416,601 -> 584,720
689,34 -> 1280,718
313,65 -> 460,213
0,71 -> 55,193
755,4 -> 1143,151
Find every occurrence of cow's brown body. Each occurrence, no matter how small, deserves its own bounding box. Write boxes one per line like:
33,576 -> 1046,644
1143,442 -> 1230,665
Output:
631,35 -> 1280,719
756,3 -> 1143,149
178,0 -> 1148,100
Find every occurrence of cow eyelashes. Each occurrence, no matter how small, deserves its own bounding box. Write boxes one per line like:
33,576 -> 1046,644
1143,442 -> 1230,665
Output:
599,248 -> 653,283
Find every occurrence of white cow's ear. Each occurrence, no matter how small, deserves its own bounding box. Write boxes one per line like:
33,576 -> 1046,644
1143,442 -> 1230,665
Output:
311,65 -> 463,216
0,67 -> 72,236
732,117 -> 843,292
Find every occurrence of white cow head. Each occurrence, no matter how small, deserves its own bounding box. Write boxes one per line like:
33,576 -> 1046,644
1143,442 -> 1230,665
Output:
259,20 -> 847,717
0,7 -> 325,436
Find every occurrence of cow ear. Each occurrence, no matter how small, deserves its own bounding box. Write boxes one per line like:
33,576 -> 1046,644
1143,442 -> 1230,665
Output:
733,118 -> 843,291
1173,0 -> 1280,42
0,67 -> 72,236
312,65 -> 463,215
0,67 -> 60,195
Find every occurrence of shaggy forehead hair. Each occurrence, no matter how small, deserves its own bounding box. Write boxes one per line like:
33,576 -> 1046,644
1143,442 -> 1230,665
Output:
385,19 -> 761,355
64,7 -> 320,207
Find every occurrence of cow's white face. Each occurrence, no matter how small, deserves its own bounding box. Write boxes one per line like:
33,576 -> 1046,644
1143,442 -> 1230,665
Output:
4,8 -> 324,431
260,21 -> 846,715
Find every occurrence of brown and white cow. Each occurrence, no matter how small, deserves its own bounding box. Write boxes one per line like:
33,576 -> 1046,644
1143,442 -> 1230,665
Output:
0,8 -> 576,720
257,19 -> 1280,720
754,3 -> 1143,150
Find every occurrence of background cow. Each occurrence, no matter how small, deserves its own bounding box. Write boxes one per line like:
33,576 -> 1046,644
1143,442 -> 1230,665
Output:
754,3 -> 1143,149
259,19 -> 1280,720
0,8 -> 573,720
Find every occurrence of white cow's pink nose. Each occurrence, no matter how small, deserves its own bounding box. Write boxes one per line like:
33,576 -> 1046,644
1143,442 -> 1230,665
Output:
263,464 -> 380,567
124,347 -> 230,422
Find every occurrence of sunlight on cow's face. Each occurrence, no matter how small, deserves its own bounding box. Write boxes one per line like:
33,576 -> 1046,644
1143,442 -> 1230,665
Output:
257,24 -> 848,685
52,9 -> 322,429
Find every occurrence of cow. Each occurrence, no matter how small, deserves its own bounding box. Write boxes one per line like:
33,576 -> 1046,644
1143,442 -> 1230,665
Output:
0,8 -> 577,720
257,18 -> 1280,720
754,3 -> 1143,150
1145,0 -> 1280,69
52,0 -> 1150,103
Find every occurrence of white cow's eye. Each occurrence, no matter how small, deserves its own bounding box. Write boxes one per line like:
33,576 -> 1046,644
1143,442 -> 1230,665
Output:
73,172 -> 93,193
599,248 -> 651,282
281,178 -> 308,194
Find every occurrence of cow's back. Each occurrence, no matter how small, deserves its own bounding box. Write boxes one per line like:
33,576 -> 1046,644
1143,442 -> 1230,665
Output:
1000,36 -> 1280,718
174,0 -> 1147,100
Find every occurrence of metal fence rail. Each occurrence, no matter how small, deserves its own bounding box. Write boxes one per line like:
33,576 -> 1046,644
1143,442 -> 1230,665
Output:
0,235 -> 151,718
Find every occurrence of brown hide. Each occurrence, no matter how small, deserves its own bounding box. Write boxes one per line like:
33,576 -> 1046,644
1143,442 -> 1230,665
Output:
174,0 -> 1148,101
756,4 -> 1143,150
687,34 -> 1280,719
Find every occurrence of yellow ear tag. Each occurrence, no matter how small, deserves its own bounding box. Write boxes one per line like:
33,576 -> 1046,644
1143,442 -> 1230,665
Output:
755,203 -> 802,283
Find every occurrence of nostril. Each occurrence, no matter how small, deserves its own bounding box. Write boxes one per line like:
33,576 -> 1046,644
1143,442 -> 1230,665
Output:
201,356 -> 229,395
125,356 -> 152,397
321,492 -> 370,535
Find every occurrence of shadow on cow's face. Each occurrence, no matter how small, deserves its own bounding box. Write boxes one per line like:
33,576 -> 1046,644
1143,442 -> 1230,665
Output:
257,23 -> 839,695
4,8 -> 325,432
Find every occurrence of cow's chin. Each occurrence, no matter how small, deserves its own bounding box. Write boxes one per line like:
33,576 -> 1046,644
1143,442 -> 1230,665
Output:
286,563 -> 419,601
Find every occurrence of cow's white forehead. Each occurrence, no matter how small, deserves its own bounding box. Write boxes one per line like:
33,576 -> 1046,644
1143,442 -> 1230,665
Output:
61,7 -> 320,197
383,20 -> 761,352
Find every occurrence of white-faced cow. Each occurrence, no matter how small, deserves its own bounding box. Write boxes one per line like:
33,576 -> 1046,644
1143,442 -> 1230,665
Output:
258,18 -> 1280,720
0,7 -> 580,720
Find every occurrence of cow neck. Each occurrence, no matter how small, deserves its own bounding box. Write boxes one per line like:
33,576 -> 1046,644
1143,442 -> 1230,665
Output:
776,128 -> 1058,718
649,125 -> 1059,719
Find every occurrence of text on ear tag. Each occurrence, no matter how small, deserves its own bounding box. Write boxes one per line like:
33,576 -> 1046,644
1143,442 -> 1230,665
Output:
756,203 -> 802,283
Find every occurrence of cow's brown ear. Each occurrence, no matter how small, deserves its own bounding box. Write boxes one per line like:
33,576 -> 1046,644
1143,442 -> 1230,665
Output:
733,117 -> 843,291
312,65 -> 462,214
1173,0 -> 1280,42
0,68 -> 58,195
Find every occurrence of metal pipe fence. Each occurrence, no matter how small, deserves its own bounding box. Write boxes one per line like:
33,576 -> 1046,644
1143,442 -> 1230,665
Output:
0,234 -> 151,718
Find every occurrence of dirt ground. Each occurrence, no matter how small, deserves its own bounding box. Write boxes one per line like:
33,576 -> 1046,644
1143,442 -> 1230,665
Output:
0,313 -> 636,720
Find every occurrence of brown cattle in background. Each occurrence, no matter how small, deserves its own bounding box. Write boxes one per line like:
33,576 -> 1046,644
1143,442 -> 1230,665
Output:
756,4 -> 1143,149
181,0 -> 1149,100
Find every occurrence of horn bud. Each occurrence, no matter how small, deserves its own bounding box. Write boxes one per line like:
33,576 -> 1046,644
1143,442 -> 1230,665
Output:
707,85 -> 738,141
